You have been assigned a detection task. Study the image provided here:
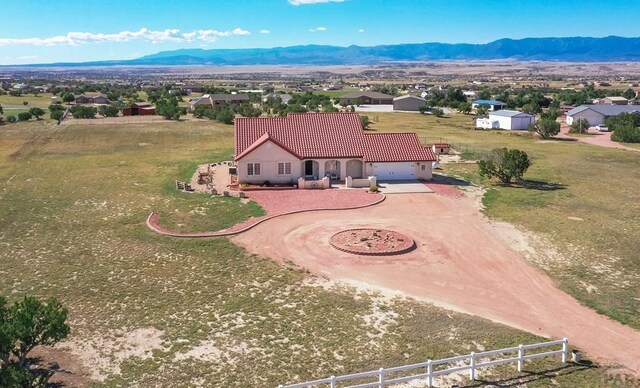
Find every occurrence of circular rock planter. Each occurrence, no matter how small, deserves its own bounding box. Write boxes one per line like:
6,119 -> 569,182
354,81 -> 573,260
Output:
329,228 -> 416,256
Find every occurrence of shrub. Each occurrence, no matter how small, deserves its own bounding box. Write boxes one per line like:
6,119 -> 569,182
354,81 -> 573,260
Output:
369,186 -> 379,192
478,147 -> 531,184
528,118 -> 560,139
6,115 -> 17,123
569,118 -> 590,134
17,112 -> 33,121
611,125 -> 640,143
431,107 -> 445,117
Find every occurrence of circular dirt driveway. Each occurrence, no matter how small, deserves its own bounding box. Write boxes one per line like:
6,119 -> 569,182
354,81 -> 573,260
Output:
232,193 -> 640,375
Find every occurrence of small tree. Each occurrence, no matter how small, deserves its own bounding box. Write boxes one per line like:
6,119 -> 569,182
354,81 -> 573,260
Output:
0,104 -> 3,115
17,112 -> 33,121
0,296 -> 70,386
360,115 -> 371,129
50,110 -> 64,122
431,107 -> 445,117
569,118 -> 590,134
156,97 -> 181,120
478,148 -> 531,184
458,102 -> 472,115
611,125 -> 640,143
622,88 -> 636,100
62,92 -> 75,104
418,105 -> 429,115
6,115 -> 16,123
22,101 -> 28,106
98,105 -> 119,118
28,107 -> 45,120
475,104 -> 490,117
528,117 -> 560,139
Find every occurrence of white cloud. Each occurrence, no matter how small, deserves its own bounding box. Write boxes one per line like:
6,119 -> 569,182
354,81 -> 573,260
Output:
0,27 -> 251,46
309,26 -> 328,33
17,55 -> 38,60
358,29 -> 365,33
260,29 -> 271,34
289,0 -> 345,5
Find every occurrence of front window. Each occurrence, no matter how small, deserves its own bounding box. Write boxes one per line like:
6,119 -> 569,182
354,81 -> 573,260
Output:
277,162 -> 291,175
247,163 -> 261,176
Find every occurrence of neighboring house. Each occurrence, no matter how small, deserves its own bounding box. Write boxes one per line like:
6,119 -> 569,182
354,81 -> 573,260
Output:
234,113 -> 436,184
182,84 -> 205,94
565,105 -> 640,126
476,110 -> 535,130
74,94 -> 110,105
595,96 -> 629,105
463,91 -> 477,99
262,93 -> 293,104
12,83 -> 27,90
472,99 -> 507,112
188,93 -> 250,110
50,96 -> 59,104
122,102 -> 156,116
393,95 -> 426,111
340,91 -> 394,105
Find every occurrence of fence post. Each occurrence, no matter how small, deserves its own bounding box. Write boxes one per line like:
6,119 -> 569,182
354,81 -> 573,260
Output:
517,344 -> 524,372
561,338 -> 568,363
427,360 -> 433,388
379,367 -> 385,388
329,375 -> 336,388
469,352 -> 476,380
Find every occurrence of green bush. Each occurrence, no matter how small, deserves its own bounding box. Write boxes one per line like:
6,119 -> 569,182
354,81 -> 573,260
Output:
478,147 -> 531,184
6,115 -> 17,123
17,112 -> 33,121
611,125 -> 640,143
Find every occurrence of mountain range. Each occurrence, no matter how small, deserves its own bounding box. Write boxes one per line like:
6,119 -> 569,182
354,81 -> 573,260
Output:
10,36 -> 640,67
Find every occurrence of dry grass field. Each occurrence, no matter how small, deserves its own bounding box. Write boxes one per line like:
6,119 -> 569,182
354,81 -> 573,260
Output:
0,117 -> 632,386
370,113 -> 640,330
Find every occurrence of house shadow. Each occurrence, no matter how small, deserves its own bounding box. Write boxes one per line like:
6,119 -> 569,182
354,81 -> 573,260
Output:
432,173 -> 472,187
464,361 -> 598,388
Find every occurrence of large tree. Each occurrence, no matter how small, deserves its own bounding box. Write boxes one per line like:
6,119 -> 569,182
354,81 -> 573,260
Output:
156,97 -> 181,120
528,117 -> 560,139
478,148 -> 531,184
0,296 -> 70,386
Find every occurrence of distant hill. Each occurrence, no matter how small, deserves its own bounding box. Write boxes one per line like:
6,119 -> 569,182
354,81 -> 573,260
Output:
10,36 -> 640,67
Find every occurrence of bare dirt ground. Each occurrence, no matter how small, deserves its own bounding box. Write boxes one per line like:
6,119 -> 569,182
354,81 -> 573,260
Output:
558,124 -> 640,152
232,189 -> 640,376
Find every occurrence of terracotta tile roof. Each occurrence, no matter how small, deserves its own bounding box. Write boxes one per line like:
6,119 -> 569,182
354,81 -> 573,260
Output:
433,143 -> 450,148
363,133 -> 436,162
235,113 -> 435,162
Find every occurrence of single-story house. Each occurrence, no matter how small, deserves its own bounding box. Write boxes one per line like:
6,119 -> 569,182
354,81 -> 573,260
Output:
463,91 -> 477,99
393,95 -> 426,111
234,113 -> 436,184
565,105 -> 640,126
182,84 -> 205,94
472,99 -> 507,112
122,102 -> 156,116
476,110 -> 535,130
595,96 -> 628,105
340,91 -> 394,105
74,94 -> 110,105
188,93 -> 250,110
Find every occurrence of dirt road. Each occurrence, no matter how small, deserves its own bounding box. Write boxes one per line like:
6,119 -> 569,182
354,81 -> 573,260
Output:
558,124 -> 640,152
232,193 -> 640,376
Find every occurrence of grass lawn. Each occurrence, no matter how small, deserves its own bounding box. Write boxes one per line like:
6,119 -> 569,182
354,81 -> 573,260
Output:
371,113 -> 640,330
0,119 -> 619,386
0,92 -> 54,108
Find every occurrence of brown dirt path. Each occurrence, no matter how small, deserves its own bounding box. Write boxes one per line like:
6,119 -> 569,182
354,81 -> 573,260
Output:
232,192 -> 640,376
558,124 -> 640,152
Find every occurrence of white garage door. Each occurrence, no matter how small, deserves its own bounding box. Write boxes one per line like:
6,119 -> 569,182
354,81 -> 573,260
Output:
373,162 -> 416,180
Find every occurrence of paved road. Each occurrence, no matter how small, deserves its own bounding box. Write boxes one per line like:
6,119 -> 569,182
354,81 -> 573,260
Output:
233,193 -> 640,376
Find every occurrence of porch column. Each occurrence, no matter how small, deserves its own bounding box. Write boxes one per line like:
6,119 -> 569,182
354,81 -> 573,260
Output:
318,160 -> 325,179
340,160 -> 348,180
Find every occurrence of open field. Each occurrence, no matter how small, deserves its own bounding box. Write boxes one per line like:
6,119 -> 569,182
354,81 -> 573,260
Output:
0,92 -> 54,108
0,119 -> 624,386
369,113 -> 640,330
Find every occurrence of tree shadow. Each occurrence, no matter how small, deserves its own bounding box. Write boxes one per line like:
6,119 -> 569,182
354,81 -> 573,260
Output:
432,174 -> 472,187
550,137 -> 579,142
521,179 -> 566,191
465,362 -> 599,388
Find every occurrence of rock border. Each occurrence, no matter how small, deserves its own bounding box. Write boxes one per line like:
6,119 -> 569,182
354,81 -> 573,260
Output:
146,193 -> 386,238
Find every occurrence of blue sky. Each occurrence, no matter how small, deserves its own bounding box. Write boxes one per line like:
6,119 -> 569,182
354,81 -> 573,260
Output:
1,0 -> 640,65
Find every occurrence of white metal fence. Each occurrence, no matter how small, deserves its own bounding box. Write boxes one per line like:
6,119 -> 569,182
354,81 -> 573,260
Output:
278,338 -> 568,388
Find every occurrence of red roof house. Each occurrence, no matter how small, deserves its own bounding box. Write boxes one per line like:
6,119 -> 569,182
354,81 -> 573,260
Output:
234,113 -> 435,183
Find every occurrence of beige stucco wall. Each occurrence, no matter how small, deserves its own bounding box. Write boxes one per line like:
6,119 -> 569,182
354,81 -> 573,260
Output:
364,161 -> 433,180
237,140 -> 301,184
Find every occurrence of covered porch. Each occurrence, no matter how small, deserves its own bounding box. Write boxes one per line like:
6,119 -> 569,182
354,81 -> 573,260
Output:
301,158 -> 364,181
